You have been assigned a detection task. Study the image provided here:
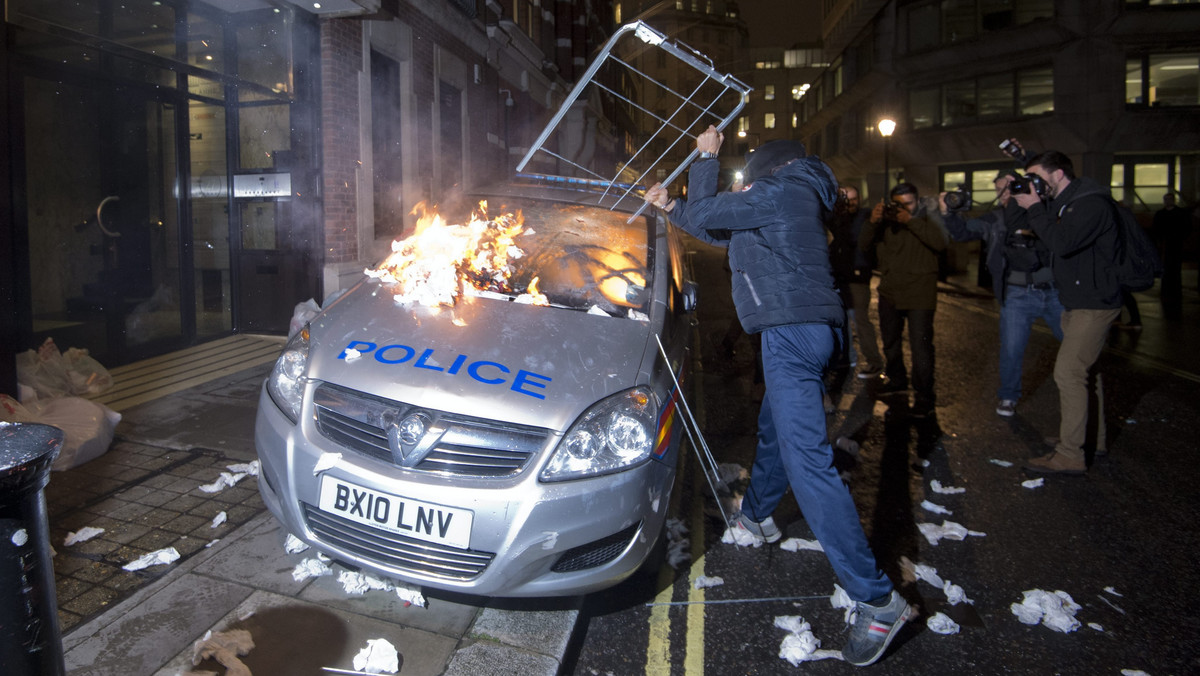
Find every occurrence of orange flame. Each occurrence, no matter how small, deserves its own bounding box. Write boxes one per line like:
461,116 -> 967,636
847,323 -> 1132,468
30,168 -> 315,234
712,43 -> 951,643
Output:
364,200 -> 543,309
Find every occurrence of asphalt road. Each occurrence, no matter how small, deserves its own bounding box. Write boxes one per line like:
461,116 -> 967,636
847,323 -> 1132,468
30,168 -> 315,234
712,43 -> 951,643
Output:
563,240 -> 1200,675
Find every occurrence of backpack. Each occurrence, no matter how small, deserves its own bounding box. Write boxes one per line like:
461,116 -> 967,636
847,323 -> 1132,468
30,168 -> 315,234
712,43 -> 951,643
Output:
1107,198 -> 1163,292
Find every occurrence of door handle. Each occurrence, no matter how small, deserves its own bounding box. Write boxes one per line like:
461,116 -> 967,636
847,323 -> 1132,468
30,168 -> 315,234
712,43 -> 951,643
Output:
96,195 -> 122,238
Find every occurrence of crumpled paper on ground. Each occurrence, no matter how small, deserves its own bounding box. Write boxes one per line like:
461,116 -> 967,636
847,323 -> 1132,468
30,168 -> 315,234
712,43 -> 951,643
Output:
337,571 -> 427,607
284,534 -> 310,554
774,615 -> 842,665
921,499 -> 953,515
226,460 -> 259,476
1011,589 -> 1081,633
352,638 -> 399,674
211,512 -> 227,529
1022,478 -> 1045,489
721,525 -> 761,548
64,526 -> 105,546
199,471 -> 247,493
780,537 -> 823,552
926,612 -> 960,635
693,575 -> 724,589
918,520 -> 986,546
192,629 -> 254,676
830,584 -> 855,623
989,458 -> 1014,467
930,479 -> 966,494
899,557 -> 972,605
123,546 -> 181,571
292,557 -> 333,582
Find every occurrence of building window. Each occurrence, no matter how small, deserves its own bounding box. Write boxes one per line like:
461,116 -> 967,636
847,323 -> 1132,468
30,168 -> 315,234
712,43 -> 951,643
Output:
939,164 -> 1015,212
513,0 -> 541,45
615,2 -> 621,24
764,113 -> 776,129
904,0 -> 1054,52
1111,156 -> 1191,212
764,85 -> 775,101
1125,0 -> 1200,6
1126,53 -> 1200,106
738,116 -> 749,133
792,113 -> 798,128
910,67 -> 1052,128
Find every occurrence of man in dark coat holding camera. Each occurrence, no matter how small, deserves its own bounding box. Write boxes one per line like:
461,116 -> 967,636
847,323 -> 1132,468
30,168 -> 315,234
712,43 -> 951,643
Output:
644,126 -> 910,667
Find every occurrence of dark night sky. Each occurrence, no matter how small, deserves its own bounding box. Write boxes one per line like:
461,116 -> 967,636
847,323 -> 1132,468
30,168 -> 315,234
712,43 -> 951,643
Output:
738,0 -> 823,47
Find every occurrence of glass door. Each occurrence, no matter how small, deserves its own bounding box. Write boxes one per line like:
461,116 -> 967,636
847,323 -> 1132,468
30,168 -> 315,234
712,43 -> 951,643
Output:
24,75 -> 184,364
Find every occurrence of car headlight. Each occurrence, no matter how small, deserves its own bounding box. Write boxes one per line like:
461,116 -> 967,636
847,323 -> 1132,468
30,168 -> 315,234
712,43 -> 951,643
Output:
541,387 -> 659,482
267,327 -> 310,423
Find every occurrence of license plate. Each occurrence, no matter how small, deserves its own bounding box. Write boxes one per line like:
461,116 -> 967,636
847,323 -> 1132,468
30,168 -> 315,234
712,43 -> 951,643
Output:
317,476 -> 473,549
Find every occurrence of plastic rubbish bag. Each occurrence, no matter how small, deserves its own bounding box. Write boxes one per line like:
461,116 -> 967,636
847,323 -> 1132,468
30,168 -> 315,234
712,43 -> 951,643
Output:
15,338 -> 112,400
0,394 -> 121,470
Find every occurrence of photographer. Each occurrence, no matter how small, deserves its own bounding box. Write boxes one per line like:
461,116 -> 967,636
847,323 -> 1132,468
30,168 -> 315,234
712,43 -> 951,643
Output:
940,171 -> 1064,418
1013,150 -> 1121,475
860,182 -> 948,418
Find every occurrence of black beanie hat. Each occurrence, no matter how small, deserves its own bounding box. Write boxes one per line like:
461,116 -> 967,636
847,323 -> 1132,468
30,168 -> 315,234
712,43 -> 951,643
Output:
743,139 -> 807,183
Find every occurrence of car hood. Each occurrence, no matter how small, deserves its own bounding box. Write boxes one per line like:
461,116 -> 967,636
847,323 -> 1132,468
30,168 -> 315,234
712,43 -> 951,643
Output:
304,281 -> 653,431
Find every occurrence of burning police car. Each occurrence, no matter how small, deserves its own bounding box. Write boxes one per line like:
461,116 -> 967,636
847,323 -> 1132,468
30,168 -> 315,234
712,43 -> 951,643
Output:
254,177 -> 696,597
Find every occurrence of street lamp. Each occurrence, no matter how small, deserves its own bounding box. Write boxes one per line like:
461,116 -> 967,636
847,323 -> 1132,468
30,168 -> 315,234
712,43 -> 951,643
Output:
878,118 -> 896,192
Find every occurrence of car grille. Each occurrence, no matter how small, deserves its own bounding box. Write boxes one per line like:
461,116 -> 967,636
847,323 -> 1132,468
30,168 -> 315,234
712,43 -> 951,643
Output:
551,522 -> 641,573
302,503 -> 495,580
313,383 -> 550,477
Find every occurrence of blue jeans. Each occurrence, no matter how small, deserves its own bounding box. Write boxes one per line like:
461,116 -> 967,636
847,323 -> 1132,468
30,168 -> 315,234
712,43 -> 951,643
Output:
741,324 -> 892,603
998,284 -> 1064,402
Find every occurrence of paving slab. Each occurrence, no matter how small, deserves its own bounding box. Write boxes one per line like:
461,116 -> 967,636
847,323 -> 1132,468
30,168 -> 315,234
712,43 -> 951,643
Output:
152,590 -> 460,676
64,573 -> 254,676
442,641 -> 561,676
299,571 -> 482,639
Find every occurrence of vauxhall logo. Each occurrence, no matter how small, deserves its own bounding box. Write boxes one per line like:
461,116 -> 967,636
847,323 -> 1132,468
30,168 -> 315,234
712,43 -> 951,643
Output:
382,410 -> 443,466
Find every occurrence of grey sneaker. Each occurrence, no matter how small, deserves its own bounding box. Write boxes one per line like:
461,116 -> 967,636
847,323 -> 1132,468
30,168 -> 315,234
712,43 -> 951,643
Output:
996,399 -> 1017,417
733,512 -> 781,544
842,590 -> 912,667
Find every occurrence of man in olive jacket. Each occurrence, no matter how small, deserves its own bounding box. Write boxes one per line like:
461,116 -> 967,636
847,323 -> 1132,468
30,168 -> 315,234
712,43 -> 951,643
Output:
859,182 -> 948,417
644,127 -> 910,667
1013,150 -> 1121,474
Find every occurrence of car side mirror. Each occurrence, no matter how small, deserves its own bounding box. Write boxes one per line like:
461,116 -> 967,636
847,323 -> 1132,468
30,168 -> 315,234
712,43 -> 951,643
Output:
681,281 -> 698,313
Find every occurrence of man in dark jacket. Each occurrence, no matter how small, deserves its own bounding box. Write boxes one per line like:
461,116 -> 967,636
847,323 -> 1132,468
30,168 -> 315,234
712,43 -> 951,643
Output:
1014,150 -> 1121,475
941,171 -> 1063,417
644,126 -> 910,667
828,185 -> 885,379
859,183 -> 948,418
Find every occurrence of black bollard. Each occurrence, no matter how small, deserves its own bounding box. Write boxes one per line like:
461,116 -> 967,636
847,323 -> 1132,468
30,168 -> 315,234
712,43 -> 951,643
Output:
0,422 -> 66,676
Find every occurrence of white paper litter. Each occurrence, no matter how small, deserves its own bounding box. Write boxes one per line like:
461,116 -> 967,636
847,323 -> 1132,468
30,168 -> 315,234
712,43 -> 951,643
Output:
921,499 -> 953,515
352,638 -> 399,674
899,558 -> 971,604
587,305 -> 609,316
64,526 -> 105,546
1121,670 -> 1150,676
774,615 -> 842,665
926,612 -> 960,634
1010,589 -> 1081,633
989,458 -> 1014,467
918,520 -> 986,546
226,460 -> 259,476
1089,622 -> 1104,632
666,518 -> 692,567
313,452 -> 342,475
336,570 -> 426,607
343,347 -> 363,361
930,479 -> 966,494
11,529 -> 27,546
628,309 -> 649,322
721,524 -> 762,548
1098,594 -> 1126,614
943,581 -> 974,606
210,511 -> 227,529
198,471 -> 247,493
1022,478 -> 1045,489
123,546 -> 181,571
206,539 -> 220,548
285,533 -> 310,554
1104,586 -> 1123,597
780,537 -> 824,552
829,584 -> 855,623
292,557 -> 333,582
394,585 -> 426,607
693,575 -> 724,590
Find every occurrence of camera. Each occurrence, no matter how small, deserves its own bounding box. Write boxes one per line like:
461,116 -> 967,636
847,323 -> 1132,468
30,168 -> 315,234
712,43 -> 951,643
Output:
999,138 -> 1028,164
1008,172 -> 1048,198
943,184 -> 972,213
882,202 -> 901,220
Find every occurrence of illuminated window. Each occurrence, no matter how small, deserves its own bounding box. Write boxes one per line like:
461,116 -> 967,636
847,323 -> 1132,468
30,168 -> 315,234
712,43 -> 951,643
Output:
792,113 -> 798,128
764,113 -> 776,129
1126,53 -> 1200,106
615,2 -> 621,23
764,85 -> 775,101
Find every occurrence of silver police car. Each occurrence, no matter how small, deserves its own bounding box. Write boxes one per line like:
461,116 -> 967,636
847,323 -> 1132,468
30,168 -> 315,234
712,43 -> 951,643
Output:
254,176 -> 696,597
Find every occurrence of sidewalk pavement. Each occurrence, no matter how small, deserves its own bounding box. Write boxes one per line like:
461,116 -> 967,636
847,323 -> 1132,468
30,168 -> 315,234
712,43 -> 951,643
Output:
48,358 -> 580,676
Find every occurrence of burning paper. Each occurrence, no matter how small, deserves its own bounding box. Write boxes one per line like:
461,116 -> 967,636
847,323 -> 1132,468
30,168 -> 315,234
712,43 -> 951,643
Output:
1011,589 -> 1081,633
352,638 -> 399,674
64,526 -> 105,546
364,201 -> 546,309
123,546 -> 181,571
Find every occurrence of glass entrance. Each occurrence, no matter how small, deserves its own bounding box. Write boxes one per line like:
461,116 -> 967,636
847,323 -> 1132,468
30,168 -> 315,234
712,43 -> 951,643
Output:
24,75 -> 184,363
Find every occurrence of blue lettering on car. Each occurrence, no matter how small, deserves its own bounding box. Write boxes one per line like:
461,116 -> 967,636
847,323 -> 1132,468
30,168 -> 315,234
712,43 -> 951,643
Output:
338,340 -> 553,400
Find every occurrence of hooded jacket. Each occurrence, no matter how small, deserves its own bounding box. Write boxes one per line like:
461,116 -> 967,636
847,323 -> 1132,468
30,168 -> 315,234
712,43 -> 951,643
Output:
669,155 -> 843,334
1025,176 -> 1121,310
